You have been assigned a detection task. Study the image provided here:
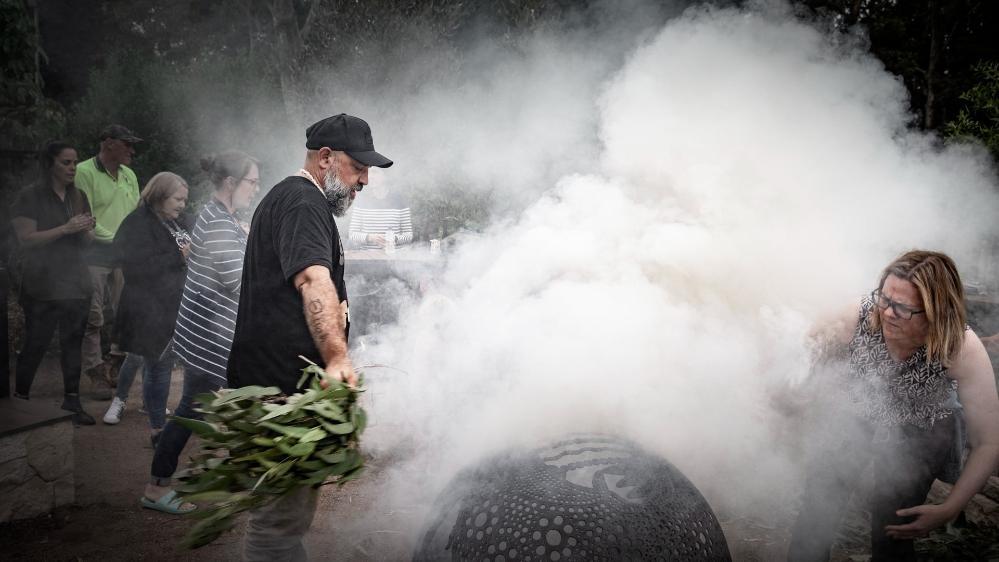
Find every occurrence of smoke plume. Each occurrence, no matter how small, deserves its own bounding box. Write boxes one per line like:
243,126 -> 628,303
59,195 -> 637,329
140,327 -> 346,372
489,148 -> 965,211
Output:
311,0 -> 999,554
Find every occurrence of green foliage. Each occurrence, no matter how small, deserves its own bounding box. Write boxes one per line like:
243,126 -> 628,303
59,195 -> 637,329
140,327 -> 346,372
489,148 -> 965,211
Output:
804,0 -> 999,130
63,47 -> 287,213
944,61 -> 999,160
50,0 -> 999,236
32,0 -> 648,231
0,0 -> 65,147
174,360 -> 366,549
0,0 -> 36,81
66,51 -> 183,181
409,184 -> 494,241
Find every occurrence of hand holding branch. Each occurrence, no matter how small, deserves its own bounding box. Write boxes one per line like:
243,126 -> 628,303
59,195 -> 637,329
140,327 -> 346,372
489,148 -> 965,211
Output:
323,356 -> 357,388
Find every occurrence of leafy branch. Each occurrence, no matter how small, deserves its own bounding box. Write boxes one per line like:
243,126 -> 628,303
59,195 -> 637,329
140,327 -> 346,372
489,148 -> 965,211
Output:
173,360 -> 366,549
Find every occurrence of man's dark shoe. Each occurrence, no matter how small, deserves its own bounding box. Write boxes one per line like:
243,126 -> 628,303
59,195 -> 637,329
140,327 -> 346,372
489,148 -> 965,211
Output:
61,394 -> 97,426
72,411 -> 97,426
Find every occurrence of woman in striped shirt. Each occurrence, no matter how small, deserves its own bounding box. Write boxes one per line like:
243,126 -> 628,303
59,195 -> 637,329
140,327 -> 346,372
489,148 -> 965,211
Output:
347,183 -> 413,249
141,150 -> 259,514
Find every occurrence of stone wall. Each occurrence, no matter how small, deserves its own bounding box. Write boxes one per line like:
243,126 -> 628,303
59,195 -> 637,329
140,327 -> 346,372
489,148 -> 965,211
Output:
0,422 -> 74,522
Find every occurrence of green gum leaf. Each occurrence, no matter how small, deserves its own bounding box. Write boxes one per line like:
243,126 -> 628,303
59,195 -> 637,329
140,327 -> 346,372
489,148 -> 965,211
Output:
259,421 -> 310,438
212,386 -> 282,406
172,416 -> 221,438
325,422 -> 355,435
298,427 -> 328,443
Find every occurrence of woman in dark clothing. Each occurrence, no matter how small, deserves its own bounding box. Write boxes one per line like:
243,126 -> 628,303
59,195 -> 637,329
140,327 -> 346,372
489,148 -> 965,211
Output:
103,172 -> 190,441
10,141 -> 97,425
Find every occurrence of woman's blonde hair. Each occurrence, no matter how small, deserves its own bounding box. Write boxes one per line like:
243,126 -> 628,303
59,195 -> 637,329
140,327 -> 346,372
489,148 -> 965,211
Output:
871,250 -> 966,365
141,171 -> 188,210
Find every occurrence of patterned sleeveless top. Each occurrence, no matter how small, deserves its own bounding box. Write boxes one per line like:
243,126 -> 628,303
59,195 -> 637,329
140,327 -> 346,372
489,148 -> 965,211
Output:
846,296 -> 956,428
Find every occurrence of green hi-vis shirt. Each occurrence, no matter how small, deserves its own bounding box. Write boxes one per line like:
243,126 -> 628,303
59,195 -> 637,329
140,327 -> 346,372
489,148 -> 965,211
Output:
75,156 -> 140,265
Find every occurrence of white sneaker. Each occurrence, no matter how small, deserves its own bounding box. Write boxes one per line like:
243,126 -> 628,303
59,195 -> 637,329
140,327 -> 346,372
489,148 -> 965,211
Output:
103,397 -> 126,425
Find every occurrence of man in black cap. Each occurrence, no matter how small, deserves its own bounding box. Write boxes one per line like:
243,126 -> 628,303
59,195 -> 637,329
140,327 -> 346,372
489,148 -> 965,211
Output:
228,113 -> 391,561
75,124 -> 143,399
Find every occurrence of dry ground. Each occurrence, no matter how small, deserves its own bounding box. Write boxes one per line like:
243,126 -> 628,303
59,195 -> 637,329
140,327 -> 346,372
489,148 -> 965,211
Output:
2,353 -> 997,561
0,354 -> 418,561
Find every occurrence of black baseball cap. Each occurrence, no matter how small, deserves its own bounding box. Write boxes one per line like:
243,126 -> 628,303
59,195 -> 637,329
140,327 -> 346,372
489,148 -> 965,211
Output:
99,124 -> 142,144
305,114 -> 393,168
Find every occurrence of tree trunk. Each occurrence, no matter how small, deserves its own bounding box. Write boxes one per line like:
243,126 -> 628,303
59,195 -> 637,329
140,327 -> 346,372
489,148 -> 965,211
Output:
269,0 -> 309,125
924,0 -> 941,129
846,0 -> 862,26
30,0 -> 43,91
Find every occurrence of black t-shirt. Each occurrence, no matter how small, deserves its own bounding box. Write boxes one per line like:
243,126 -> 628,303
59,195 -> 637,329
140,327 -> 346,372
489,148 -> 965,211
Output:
227,176 -> 348,394
9,184 -> 93,301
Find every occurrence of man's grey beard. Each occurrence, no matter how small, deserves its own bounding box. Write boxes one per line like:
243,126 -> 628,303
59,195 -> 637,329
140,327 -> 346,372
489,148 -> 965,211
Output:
323,169 -> 356,217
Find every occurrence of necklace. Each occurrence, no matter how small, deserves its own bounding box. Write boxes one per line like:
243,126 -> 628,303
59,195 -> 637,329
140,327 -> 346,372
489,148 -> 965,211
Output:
159,216 -> 191,248
298,169 -> 325,193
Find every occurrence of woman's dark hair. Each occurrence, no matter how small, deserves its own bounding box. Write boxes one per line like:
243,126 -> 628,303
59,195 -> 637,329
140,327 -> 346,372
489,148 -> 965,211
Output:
200,150 -> 258,190
39,140 -> 75,181
39,140 -> 84,215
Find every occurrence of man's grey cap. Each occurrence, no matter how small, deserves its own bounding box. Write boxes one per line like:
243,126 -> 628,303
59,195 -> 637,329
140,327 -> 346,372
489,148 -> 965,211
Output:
100,124 -> 143,144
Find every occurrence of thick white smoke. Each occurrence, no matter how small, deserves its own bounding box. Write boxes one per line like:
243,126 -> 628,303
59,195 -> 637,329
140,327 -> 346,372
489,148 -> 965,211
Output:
331,0 -> 999,553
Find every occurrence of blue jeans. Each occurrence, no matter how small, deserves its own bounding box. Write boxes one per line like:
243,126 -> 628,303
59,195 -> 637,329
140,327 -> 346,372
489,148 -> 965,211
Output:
150,364 -> 224,484
143,350 -> 176,430
117,350 -> 175,430
115,352 -> 143,401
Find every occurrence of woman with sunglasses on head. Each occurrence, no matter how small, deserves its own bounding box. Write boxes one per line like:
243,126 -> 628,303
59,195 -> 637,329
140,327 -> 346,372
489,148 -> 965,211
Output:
102,172 -> 191,443
10,141 -> 96,424
140,150 -> 259,514
788,250 -> 999,561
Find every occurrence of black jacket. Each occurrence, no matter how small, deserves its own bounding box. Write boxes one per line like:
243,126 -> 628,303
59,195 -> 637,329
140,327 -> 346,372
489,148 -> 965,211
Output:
113,205 -> 188,358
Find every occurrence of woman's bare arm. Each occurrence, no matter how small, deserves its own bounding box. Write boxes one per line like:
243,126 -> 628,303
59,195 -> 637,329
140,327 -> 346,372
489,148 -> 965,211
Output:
886,331 -> 999,538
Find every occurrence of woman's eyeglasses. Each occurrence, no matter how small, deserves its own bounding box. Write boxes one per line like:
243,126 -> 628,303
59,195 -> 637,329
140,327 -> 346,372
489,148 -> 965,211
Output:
872,289 -> 925,320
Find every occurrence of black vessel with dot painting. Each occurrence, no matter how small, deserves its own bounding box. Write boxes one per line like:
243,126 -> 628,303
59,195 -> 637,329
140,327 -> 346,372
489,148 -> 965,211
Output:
414,435 -> 730,561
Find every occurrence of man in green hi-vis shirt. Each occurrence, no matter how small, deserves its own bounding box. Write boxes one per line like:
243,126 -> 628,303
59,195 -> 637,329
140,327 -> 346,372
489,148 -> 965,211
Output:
74,124 -> 142,399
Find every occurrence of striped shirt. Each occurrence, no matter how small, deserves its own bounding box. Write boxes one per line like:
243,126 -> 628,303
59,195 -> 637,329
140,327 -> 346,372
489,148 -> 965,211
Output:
348,207 -> 413,249
172,198 -> 247,382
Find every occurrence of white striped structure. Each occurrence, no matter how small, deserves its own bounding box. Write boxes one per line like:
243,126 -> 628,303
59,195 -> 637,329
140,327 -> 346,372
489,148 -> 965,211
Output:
348,206 -> 413,249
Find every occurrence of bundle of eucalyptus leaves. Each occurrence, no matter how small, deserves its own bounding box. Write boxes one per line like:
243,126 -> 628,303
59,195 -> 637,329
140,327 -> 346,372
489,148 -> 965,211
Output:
172,360 -> 366,549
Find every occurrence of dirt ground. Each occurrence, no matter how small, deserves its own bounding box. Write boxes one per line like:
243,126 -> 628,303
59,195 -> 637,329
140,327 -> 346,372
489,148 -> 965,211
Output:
2,353 -> 997,561
0,354 -> 418,562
